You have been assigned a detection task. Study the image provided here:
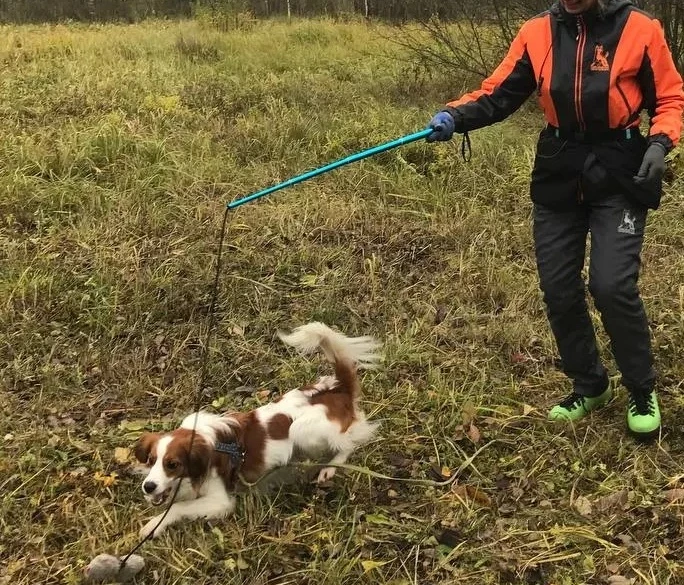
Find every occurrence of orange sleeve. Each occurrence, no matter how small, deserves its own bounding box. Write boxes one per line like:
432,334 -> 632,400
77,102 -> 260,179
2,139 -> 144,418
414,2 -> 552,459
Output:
645,19 -> 684,149
444,23 -> 536,130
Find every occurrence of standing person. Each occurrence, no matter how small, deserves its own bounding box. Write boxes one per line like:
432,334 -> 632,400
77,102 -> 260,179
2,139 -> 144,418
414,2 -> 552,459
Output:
426,0 -> 684,439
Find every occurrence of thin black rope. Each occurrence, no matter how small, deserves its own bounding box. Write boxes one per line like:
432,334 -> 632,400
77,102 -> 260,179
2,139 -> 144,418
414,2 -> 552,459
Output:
120,205 -> 231,566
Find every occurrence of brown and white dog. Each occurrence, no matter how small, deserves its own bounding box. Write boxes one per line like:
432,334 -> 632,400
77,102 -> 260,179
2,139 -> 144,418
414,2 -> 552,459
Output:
133,322 -> 381,538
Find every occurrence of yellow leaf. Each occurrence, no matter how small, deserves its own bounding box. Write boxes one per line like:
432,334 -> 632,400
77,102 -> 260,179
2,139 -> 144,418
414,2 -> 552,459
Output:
573,495 -> 593,517
299,274 -> 319,287
462,401 -> 477,425
224,558 -> 237,571
113,447 -> 131,464
93,471 -> 118,488
361,560 -> 389,573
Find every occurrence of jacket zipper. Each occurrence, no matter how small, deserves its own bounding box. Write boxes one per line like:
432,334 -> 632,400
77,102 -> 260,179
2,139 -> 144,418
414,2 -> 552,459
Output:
615,76 -> 635,121
574,16 -> 587,131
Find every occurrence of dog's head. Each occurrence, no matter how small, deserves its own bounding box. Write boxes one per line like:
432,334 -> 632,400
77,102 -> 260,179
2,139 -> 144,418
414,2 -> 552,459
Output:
133,429 -> 212,506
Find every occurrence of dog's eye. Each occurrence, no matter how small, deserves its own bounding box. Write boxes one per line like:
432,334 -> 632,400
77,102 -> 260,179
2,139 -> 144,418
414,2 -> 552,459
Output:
148,457 -> 156,466
165,460 -> 178,471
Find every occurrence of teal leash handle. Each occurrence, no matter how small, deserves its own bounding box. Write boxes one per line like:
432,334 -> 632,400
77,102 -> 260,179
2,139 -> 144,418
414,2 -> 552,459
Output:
227,128 -> 433,209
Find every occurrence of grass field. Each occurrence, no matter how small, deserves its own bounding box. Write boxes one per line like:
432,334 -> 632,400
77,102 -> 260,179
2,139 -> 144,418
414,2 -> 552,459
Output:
1,16 -> 684,585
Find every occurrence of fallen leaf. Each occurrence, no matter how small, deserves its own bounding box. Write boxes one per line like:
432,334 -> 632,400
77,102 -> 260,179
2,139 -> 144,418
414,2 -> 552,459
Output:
523,567 -> 545,584
663,489 -> 684,502
615,533 -> 642,551
573,495 -> 593,517
606,563 -> 620,574
594,489 -> 628,513
223,558 -> 237,571
436,527 -> 462,548
388,453 -> 411,468
361,560 -> 389,573
453,425 -> 466,441
236,556 -> 249,570
118,420 -> 146,432
451,483 -> 492,507
212,396 -> 226,409
606,576 -> 634,585
93,471 -> 118,488
428,463 -> 452,482
69,437 -> 90,453
467,423 -> 481,444
4,559 -> 27,576
113,447 -> 131,464
434,305 -> 448,324
523,404 -> 535,416
462,401 -> 476,426
511,352 -> 527,364
511,487 -> 525,499
299,274 -> 318,287
364,514 -> 393,525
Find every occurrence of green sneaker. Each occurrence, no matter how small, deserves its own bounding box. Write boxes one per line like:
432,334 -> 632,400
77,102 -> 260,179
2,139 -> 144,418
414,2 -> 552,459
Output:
548,387 -> 612,422
627,390 -> 661,439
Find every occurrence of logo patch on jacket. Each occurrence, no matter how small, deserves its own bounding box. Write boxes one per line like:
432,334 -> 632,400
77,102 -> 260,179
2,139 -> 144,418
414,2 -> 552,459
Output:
591,44 -> 610,72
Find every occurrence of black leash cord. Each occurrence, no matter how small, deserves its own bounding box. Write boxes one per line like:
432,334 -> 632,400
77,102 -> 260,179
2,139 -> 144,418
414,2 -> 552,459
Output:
120,205 -> 231,566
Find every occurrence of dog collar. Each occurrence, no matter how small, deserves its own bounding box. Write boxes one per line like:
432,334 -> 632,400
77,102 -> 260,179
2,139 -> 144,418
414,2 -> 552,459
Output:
214,441 -> 245,466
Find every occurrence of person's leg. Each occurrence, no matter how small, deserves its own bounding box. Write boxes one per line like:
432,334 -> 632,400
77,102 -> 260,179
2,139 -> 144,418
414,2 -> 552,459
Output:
587,195 -> 659,438
533,204 -> 611,421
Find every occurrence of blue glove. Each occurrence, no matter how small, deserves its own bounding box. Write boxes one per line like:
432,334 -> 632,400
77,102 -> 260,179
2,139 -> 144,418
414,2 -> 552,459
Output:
426,111 -> 456,143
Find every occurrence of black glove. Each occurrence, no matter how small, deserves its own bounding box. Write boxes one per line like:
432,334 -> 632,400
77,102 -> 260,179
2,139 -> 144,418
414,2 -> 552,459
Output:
633,143 -> 667,186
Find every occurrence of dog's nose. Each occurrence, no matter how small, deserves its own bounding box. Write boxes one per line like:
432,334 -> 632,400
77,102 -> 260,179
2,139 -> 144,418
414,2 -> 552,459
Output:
143,481 -> 157,494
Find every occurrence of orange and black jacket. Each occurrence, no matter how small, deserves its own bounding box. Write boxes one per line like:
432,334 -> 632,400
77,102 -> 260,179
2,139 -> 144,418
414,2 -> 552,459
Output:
444,0 -> 684,208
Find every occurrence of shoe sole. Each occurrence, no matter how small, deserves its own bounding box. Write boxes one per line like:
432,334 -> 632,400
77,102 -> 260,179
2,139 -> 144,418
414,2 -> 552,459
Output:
548,397 -> 611,422
548,388 -> 614,421
627,424 -> 661,441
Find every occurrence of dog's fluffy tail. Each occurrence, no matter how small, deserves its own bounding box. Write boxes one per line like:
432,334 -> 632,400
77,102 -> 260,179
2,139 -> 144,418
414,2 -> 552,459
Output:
278,322 -> 381,371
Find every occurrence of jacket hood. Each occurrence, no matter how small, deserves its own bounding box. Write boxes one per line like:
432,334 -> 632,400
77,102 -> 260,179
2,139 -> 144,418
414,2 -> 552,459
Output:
550,0 -> 632,20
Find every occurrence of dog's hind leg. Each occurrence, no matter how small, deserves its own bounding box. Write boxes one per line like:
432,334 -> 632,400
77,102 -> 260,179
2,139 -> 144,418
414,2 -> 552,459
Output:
316,418 -> 379,484
316,448 -> 354,484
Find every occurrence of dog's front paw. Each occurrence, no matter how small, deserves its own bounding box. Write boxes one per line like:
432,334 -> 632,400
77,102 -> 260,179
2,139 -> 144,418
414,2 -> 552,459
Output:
140,515 -> 166,539
316,466 -> 337,484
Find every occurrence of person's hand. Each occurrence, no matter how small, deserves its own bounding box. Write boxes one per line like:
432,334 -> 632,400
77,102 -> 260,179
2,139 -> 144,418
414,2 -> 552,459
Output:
633,143 -> 666,186
426,111 -> 456,143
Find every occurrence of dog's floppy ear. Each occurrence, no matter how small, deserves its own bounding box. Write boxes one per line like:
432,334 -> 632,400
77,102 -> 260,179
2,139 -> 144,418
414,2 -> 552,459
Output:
186,437 -> 212,482
133,432 -> 160,464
